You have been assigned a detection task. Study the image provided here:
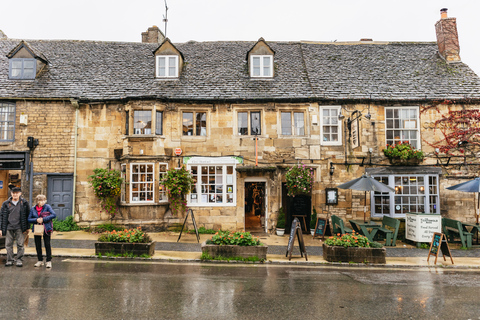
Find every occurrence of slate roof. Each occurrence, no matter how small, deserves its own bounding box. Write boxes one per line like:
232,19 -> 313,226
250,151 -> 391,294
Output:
1,38 -> 479,103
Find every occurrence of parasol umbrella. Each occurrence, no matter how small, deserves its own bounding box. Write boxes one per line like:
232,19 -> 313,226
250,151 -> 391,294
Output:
337,175 -> 395,222
447,178 -> 480,224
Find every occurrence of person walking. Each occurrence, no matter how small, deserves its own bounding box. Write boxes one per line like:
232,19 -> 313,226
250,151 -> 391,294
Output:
0,187 -> 30,267
28,194 -> 56,268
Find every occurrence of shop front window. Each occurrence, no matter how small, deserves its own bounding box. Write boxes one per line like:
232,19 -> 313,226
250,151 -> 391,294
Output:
130,163 -> 154,203
372,174 -> 439,217
158,163 -> 168,202
188,162 -> 236,206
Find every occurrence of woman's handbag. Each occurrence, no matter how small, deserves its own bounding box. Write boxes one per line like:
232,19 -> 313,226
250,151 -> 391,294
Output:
33,224 -> 44,236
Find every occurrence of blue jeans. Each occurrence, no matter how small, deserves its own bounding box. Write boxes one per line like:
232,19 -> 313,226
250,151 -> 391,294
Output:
5,229 -> 25,263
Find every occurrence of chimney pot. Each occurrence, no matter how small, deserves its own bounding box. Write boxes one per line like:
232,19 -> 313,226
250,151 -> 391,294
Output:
440,8 -> 448,19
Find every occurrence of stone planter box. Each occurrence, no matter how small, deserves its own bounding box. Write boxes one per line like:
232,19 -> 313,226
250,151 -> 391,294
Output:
95,241 -> 155,256
201,241 -> 268,260
323,243 -> 386,264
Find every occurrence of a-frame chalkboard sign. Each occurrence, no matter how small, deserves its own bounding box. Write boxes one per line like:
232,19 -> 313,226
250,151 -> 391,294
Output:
286,218 -> 308,261
427,232 -> 454,265
313,217 -> 327,240
177,209 -> 200,243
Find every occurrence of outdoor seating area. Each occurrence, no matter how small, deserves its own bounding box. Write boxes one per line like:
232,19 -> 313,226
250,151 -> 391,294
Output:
331,214 -> 352,234
442,217 -> 473,248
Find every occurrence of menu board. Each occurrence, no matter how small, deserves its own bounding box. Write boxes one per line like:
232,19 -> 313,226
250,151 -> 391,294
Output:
313,218 -> 327,239
406,213 -> 442,242
427,232 -> 454,265
286,218 -> 308,261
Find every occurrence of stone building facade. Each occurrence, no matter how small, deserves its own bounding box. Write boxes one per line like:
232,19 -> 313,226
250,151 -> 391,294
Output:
1,9 -> 480,232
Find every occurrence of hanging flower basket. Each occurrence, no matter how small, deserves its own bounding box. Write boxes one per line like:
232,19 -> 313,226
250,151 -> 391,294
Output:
383,142 -> 425,166
285,164 -> 314,197
161,166 -> 194,215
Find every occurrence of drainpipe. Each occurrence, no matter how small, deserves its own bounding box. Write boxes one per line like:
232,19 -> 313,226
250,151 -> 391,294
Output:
70,99 -> 79,218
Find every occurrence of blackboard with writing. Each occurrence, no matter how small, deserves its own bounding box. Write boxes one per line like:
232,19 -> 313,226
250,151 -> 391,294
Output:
286,218 -> 308,261
177,209 -> 200,243
313,218 -> 327,239
427,232 -> 454,264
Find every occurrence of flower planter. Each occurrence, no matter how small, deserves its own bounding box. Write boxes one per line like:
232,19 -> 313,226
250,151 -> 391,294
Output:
201,241 -> 268,260
276,228 -> 285,236
95,241 -> 156,256
322,243 -> 386,264
388,158 -> 422,166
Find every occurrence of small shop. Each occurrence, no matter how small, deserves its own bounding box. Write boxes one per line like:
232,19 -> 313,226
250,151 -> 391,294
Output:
0,151 -> 27,204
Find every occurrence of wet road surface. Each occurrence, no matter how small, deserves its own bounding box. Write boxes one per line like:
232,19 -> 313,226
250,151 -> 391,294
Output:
1,257 -> 480,319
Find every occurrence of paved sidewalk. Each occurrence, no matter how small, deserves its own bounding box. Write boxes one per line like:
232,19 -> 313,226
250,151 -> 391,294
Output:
11,231 -> 480,268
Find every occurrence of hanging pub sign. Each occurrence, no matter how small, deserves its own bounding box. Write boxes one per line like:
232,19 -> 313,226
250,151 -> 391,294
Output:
351,118 -> 359,149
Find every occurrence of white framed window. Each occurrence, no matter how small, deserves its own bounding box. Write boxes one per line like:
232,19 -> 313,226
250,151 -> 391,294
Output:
158,163 -> 168,202
133,110 -> 152,135
250,55 -> 273,78
238,111 -> 261,135
120,164 -> 126,202
9,58 -> 36,80
156,55 -> 178,78
385,107 -> 420,149
187,157 -> 237,206
371,174 -> 439,218
281,111 -> 305,136
320,106 -> 342,145
130,163 -> 155,203
0,102 -> 15,141
183,112 -> 207,136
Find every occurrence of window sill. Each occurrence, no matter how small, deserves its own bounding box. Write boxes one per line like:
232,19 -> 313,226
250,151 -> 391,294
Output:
0,141 -> 14,146
120,202 -> 168,207
123,135 -> 164,141
187,203 -> 237,207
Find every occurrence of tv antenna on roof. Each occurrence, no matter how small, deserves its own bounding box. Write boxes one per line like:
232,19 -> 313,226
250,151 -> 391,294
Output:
163,0 -> 169,37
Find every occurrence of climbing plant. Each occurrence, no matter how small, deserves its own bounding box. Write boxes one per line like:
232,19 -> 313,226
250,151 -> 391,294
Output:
88,168 -> 124,218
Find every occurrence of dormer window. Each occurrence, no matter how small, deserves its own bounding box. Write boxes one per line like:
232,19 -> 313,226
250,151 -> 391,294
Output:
156,55 -> 178,78
251,55 -> 272,77
7,40 -> 48,80
247,38 -> 275,79
9,58 -> 36,80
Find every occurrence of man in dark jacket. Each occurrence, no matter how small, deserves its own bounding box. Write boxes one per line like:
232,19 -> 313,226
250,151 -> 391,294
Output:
0,187 -> 30,267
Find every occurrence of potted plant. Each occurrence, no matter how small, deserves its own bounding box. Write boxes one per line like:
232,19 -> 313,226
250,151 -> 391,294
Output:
310,208 -> 317,235
88,168 -> 124,218
201,231 -> 267,260
382,141 -> 425,165
161,166 -> 195,215
285,163 -> 314,197
95,227 -> 155,256
323,232 -> 386,264
276,207 -> 286,236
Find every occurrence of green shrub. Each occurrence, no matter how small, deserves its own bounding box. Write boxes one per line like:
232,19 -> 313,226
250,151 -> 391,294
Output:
93,223 -> 123,233
97,227 -> 152,243
205,231 -> 262,246
310,208 -> 317,230
276,207 -> 286,229
52,216 -> 81,232
324,232 -> 374,248
188,226 -> 217,234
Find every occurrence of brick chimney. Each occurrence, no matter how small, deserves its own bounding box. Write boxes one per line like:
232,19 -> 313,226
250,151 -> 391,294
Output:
141,26 -> 165,43
435,8 -> 460,62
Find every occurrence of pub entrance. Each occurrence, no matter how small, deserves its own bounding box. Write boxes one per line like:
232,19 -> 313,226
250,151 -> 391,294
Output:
244,181 -> 266,233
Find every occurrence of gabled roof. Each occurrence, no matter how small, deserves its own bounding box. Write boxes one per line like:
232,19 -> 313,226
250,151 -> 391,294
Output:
246,37 -> 275,59
0,38 -> 479,102
153,38 -> 185,60
6,40 -> 49,64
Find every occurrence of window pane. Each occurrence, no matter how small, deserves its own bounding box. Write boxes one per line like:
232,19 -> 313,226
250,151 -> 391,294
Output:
133,110 -> 152,134
252,57 -> 260,76
183,112 -> 193,136
168,57 -> 176,77
281,112 -> 292,135
263,56 -> 271,76
0,103 -> 15,141
294,112 -> 304,135
196,112 -> 207,136
238,112 -> 248,135
155,111 -> 163,135
251,112 -> 261,135
158,57 -> 166,77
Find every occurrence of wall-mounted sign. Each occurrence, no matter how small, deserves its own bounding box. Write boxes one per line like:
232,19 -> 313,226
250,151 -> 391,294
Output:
326,188 -> 338,205
351,118 -> 359,149
174,148 -> 182,156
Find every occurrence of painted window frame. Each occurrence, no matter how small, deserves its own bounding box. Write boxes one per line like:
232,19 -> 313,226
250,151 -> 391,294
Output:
155,111 -> 163,135
158,163 -> 169,202
130,163 -> 155,203
237,111 -> 262,136
385,107 -> 421,149
280,111 -> 305,136
0,102 -> 16,142
182,111 -> 207,136
187,158 -> 237,207
371,174 -> 440,218
133,110 -> 152,135
250,55 -> 273,78
156,55 -> 179,78
320,106 -> 342,146
9,58 -> 36,80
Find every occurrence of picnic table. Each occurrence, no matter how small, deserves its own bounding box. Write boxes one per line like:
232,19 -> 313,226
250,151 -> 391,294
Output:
349,220 -> 381,242
462,222 -> 480,244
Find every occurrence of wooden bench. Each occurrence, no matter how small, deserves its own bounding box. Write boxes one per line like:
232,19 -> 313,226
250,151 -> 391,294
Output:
331,215 -> 353,235
376,216 -> 400,246
443,217 -> 473,248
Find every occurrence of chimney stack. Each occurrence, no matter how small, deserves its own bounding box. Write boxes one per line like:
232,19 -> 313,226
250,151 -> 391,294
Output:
435,8 -> 460,62
141,26 -> 165,43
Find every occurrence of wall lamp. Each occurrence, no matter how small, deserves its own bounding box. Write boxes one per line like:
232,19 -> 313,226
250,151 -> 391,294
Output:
329,162 -> 334,175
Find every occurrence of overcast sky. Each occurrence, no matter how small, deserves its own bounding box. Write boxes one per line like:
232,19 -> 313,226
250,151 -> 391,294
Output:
1,0 -> 479,75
